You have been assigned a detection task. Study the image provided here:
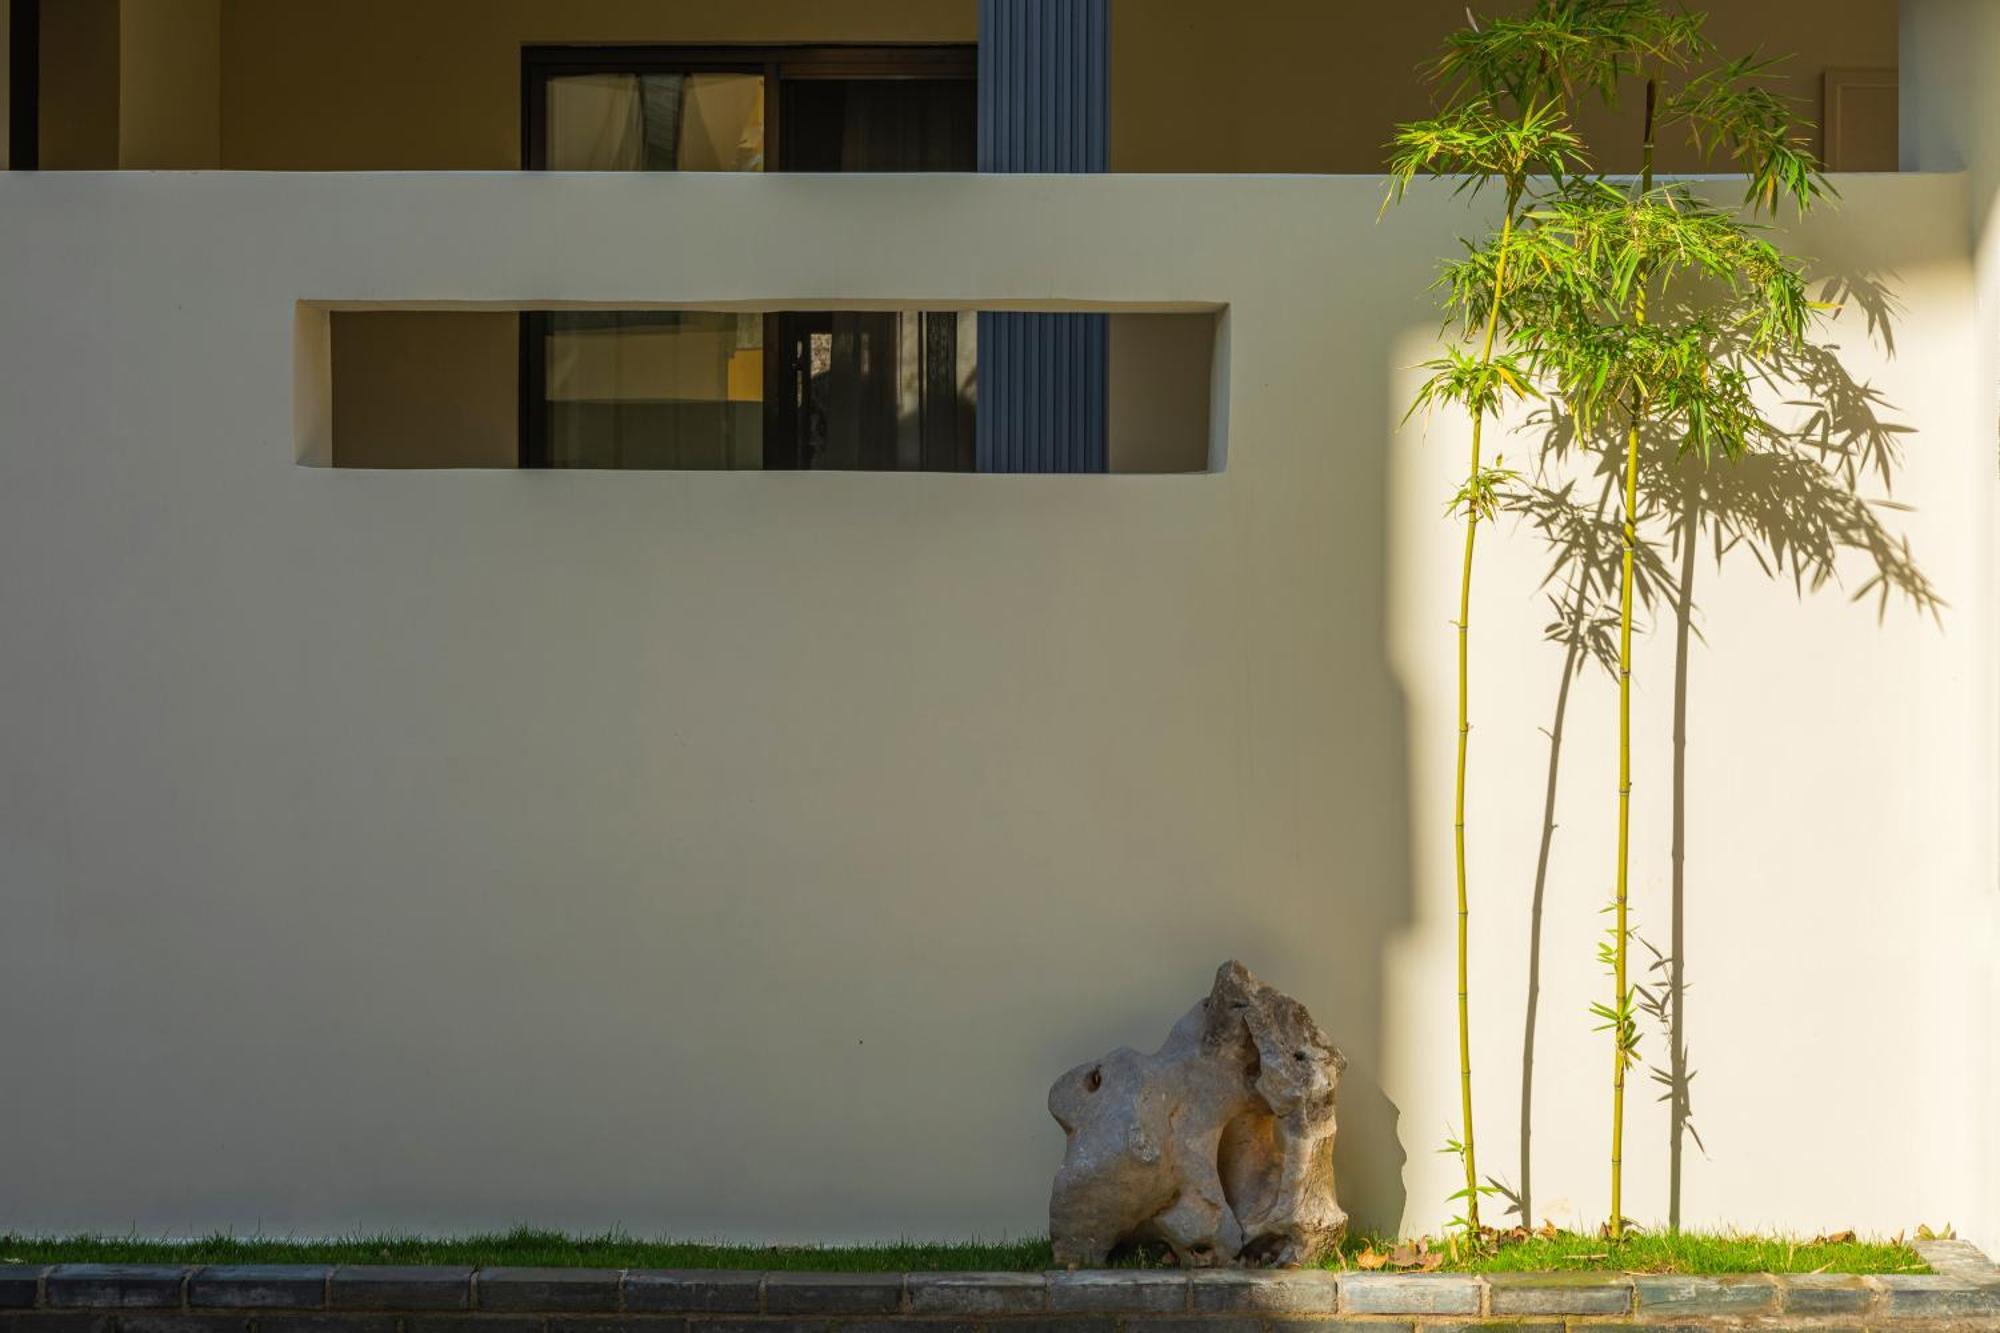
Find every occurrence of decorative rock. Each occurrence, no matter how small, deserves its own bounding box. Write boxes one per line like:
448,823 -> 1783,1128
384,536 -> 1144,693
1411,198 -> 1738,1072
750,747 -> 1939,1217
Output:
1047,961 -> 1348,1267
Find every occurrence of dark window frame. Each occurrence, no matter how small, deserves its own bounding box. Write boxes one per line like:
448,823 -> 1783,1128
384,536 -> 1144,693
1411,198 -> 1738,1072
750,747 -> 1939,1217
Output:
8,0 -> 40,169
516,43 -> 977,469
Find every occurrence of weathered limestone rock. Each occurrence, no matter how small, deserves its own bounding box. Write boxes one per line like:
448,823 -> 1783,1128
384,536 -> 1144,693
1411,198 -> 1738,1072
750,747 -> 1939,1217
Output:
1048,960 -> 1348,1268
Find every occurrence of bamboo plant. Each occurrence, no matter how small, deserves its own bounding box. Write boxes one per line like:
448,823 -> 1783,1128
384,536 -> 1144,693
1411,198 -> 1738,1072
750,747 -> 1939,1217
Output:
1442,5 -> 1824,1237
1388,0 -> 1710,1234
1403,0 -> 1826,1239
1386,45 -> 1585,1241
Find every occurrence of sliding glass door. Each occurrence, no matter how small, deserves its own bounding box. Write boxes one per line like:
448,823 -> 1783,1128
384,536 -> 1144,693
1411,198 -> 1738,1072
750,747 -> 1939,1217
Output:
521,47 -> 976,472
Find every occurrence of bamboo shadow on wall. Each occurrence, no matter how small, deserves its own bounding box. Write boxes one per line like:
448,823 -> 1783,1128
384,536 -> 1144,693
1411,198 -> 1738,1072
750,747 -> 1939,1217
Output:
1506,266 -> 1942,1229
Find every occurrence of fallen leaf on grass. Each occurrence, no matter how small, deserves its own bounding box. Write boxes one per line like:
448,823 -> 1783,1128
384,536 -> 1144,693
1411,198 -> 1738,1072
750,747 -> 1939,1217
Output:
1357,1247 -> 1388,1271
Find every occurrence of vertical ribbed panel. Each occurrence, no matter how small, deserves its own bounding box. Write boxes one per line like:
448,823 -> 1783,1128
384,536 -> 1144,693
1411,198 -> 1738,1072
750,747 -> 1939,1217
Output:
977,0 -> 1109,473
975,311 -> 1109,473
978,0 -> 1107,172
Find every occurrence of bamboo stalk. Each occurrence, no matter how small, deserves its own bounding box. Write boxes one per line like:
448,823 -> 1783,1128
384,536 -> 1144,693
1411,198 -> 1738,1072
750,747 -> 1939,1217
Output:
1611,408 -> 1639,1241
1453,197 -> 1520,1234
1608,77 -> 1660,1245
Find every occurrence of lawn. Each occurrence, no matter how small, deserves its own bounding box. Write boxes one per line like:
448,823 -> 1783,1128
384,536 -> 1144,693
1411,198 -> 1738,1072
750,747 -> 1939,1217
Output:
0,1227 -> 1928,1274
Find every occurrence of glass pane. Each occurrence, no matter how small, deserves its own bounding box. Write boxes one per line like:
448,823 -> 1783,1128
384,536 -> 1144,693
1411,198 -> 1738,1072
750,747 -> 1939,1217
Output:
781,79 -> 977,171
775,312 -> 974,471
546,73 -> 765,172
543,312 -> 764,469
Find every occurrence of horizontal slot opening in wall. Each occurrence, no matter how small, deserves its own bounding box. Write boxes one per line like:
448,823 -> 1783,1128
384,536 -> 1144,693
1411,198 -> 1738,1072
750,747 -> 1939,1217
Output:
295,306 -> 1226,475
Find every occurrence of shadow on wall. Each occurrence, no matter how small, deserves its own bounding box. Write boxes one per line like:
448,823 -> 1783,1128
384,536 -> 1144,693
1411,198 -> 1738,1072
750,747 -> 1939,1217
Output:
1327,545 -> 1415,1240
1225,302 -> 1414,1238
1506,264 -> 1943,1229
1036,294 -> 1412,1243
1323,267 -> 1415,1238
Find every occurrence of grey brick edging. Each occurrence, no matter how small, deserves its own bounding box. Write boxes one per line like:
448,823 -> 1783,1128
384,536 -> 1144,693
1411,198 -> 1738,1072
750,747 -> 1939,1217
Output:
4,1253 -> 1997,1333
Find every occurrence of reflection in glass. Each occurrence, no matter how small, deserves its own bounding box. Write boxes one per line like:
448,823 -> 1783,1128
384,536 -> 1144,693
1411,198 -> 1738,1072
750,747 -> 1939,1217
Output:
780,313 -> 975,471
547,73 -> 765,172
530,68 -> 980,469
543,312 -> 764,469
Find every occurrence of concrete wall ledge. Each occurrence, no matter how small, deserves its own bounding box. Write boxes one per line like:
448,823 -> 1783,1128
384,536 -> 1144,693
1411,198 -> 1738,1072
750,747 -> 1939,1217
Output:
4,1260 -> 1998,1331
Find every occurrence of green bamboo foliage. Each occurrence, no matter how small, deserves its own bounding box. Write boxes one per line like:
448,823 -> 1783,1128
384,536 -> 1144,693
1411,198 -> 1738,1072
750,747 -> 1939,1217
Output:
1387,30 -> 1586,1243
1402,0 -> 1828,1241
1440,2 -> 1826,1239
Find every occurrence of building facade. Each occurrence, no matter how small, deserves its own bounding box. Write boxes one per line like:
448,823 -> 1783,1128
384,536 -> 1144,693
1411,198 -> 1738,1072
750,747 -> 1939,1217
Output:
1,0 -> 1994,1252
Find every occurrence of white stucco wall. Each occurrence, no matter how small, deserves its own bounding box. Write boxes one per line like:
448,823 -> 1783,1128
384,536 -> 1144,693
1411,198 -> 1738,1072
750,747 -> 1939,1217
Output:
0,169 -> 1991,1246
1901,0 -> 2000,1258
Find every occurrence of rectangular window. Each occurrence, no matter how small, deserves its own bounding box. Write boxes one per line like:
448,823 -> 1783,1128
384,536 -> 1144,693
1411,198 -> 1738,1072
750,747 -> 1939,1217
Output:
518,45 -> 977,472
519,308 -> 978,472
535,311 -> 765,469
543,72 -> 766,172
317,308 -> 1216,475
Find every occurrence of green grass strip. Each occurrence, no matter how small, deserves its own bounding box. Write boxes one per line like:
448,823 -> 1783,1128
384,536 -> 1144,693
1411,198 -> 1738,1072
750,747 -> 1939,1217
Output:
0,1227 -> 1926,1275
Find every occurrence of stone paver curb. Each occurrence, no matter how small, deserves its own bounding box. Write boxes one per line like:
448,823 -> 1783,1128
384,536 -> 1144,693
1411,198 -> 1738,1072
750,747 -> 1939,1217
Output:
12,1244 -> 1999,1331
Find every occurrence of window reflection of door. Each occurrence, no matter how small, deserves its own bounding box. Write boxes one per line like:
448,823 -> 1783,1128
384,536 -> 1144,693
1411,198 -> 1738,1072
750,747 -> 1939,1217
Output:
520,48 -> 976,471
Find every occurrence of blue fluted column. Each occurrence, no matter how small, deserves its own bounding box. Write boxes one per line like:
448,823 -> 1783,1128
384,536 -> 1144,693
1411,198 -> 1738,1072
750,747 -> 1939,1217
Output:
976,0 -> 1110,473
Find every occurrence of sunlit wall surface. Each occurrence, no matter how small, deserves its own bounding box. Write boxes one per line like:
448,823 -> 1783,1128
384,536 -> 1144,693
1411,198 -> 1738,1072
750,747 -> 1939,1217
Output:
0,170 -> 1990,1250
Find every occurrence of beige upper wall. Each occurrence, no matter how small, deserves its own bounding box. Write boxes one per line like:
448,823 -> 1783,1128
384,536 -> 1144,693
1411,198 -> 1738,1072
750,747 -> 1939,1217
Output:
138,0 -> 1892,173
218,0 -> 977,170
33,0 -> 221,169
29,0 -> 1906,174
38,0 -> 118,168
120,0 -> 220,169
1112,0 -> 1897,174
